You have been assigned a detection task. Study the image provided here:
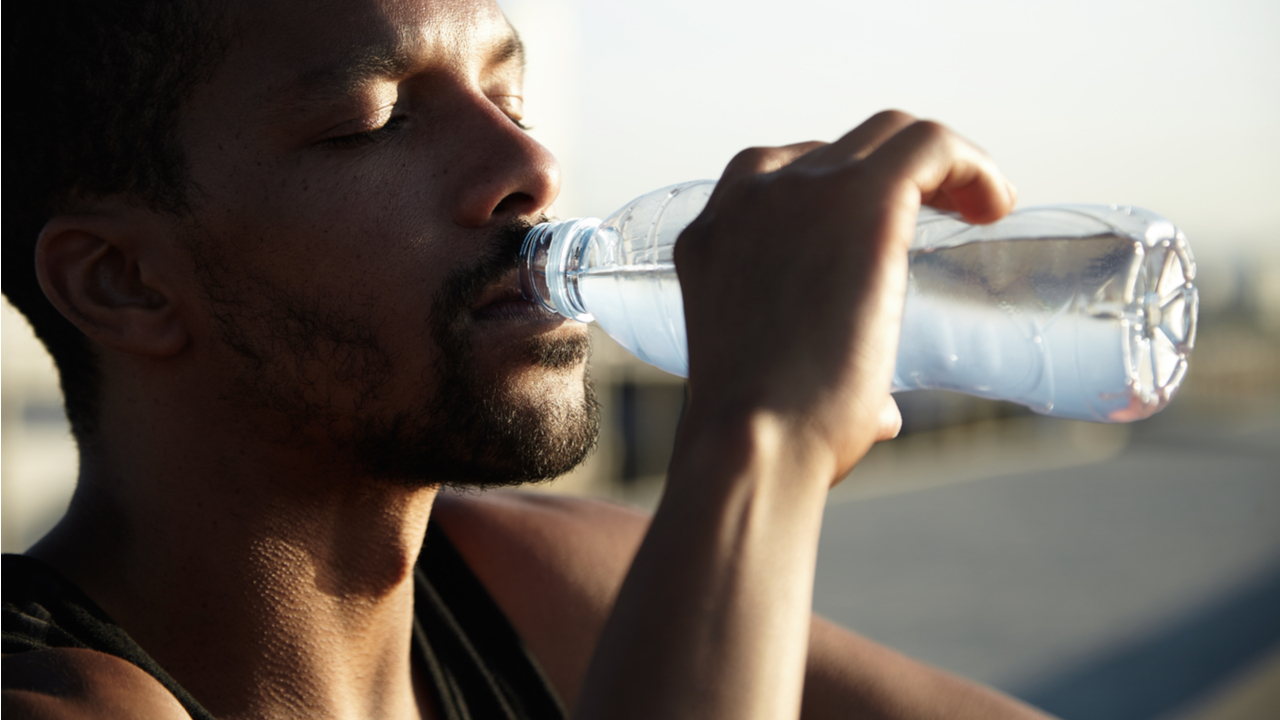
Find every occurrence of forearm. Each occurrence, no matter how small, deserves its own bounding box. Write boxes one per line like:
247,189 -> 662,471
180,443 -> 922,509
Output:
574,111 -> 1019,719
574,410 -> 834,720
801,618 -> 1055,720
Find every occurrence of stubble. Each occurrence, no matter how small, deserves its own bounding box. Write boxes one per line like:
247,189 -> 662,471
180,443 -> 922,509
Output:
192,218 -> 599,487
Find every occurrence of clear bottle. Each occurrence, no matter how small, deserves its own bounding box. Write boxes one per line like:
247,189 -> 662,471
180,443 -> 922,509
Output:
519,180 -> 1198,423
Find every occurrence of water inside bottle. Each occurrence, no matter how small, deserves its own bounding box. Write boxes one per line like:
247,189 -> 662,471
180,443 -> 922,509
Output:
579,265 -> 689,374
896,234 -> 1195,421
572,232 -> 1195,423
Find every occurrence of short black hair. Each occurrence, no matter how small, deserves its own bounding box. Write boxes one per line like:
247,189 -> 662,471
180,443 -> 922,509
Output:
3,0 -> 227,440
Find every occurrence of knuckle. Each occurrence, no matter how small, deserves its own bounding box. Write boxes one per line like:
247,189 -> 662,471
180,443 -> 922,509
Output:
871,108 -> 915,125
727,146 -> 784,175
904,119 -> 951,143
787,140 -> 826,155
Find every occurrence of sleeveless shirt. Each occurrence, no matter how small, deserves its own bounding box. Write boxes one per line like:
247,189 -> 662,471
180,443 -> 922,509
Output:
2,523 -> 567,720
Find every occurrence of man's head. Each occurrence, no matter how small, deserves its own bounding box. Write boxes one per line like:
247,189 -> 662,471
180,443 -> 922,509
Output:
5,0 -> 598,486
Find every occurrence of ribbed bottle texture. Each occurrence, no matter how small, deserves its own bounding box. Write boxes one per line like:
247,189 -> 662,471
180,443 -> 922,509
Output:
519,180 -> 1198,423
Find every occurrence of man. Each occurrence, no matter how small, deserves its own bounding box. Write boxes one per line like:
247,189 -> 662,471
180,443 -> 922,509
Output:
2,0 -> 1051,718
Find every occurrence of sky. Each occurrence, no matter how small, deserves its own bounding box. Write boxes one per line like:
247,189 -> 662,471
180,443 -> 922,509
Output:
500,0 -> 1280,265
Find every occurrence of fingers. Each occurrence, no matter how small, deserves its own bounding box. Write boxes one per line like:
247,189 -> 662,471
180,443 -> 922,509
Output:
703,141 -> 827,210
863,120 -> 1017,225
722,141 -> 828,178
789,110 -> 1016,226
791,109 -> 917,168
708,112 -> 1016,228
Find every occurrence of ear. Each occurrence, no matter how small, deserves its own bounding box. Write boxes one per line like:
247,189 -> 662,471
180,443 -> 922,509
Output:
35,201 -> 190,358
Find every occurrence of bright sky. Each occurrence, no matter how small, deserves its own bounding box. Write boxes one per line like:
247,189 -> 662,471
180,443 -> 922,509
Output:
502,0 -> 1280,263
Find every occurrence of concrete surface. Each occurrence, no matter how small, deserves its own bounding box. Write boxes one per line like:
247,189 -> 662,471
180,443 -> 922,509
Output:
812,408 -> 1280,719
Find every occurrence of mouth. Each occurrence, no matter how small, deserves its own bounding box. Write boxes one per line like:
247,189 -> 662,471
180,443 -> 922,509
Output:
470,271 -> 563,324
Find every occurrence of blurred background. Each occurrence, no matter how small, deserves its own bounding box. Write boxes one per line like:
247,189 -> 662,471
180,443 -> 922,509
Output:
3,0 -> 1277,717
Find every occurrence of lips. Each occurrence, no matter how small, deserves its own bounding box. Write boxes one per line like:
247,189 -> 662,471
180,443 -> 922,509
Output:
470,274 -> 561,323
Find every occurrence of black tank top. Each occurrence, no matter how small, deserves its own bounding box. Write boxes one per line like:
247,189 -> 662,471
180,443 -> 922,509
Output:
2,523 -> 567,720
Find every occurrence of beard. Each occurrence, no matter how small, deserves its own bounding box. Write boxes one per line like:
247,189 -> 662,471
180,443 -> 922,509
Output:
351,220 -> 599,487
194,218 -> 599,488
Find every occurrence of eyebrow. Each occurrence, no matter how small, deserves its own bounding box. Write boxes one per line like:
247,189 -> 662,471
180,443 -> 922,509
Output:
276,28 -> 527,113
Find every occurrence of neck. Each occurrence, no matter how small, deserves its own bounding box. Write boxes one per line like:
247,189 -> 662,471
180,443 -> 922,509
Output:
30,389 -> 443,720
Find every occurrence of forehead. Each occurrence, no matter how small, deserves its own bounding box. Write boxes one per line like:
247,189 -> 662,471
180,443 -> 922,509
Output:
214,0 -> 517,106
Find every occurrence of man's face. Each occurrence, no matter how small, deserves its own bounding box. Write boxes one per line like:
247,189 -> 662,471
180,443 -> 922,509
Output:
174,0 -> 596,484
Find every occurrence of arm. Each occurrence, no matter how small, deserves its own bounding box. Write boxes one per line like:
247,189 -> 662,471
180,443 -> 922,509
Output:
442,496 -> 1049,719
804,617 -> 1050,719
575,111 -> 1026,720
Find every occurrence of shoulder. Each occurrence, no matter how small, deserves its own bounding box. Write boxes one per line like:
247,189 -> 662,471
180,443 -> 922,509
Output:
430,490 -> 651,615
3,556 -> 200,719
3,553 -> 96,655
3,648 -> 191,719
432,490 -> 650,583
431,491 -> 650,710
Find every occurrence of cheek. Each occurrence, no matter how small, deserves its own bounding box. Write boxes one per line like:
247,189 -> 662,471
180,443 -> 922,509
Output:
206,178 -> 459,298
185,133 -> 474,325
296,162 -> 460,276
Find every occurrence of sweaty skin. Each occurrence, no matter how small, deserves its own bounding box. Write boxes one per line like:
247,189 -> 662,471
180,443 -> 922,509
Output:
4,0 -> 1050,718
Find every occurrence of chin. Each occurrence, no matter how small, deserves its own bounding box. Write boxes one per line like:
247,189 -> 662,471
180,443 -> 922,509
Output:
491,335 -> 592,416
351,326 -> 599,487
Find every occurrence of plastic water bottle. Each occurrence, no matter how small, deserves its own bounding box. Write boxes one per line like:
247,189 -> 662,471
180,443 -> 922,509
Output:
519,180 -> 1198,422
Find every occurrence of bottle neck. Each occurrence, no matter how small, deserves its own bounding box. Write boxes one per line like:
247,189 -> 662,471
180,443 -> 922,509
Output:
519,217 -> 602,322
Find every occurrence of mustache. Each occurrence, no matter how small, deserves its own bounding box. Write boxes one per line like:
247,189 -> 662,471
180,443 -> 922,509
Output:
430,215 -> 551,325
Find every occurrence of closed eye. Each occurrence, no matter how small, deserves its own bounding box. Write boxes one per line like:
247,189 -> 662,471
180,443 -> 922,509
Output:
321,115 -> 409,149
490,94 -> 530,131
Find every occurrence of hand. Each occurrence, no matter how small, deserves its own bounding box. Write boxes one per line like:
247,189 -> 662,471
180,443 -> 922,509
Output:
674,110 -> 1017,484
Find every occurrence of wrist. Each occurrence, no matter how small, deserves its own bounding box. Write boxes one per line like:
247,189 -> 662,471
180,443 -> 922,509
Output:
665,403 -> 836,513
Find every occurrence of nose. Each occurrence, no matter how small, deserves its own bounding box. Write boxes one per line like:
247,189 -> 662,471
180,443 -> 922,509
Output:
449,94 -> 561,228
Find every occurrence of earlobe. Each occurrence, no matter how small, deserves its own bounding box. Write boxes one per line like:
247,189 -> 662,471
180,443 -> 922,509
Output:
36,206 -> 190,358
